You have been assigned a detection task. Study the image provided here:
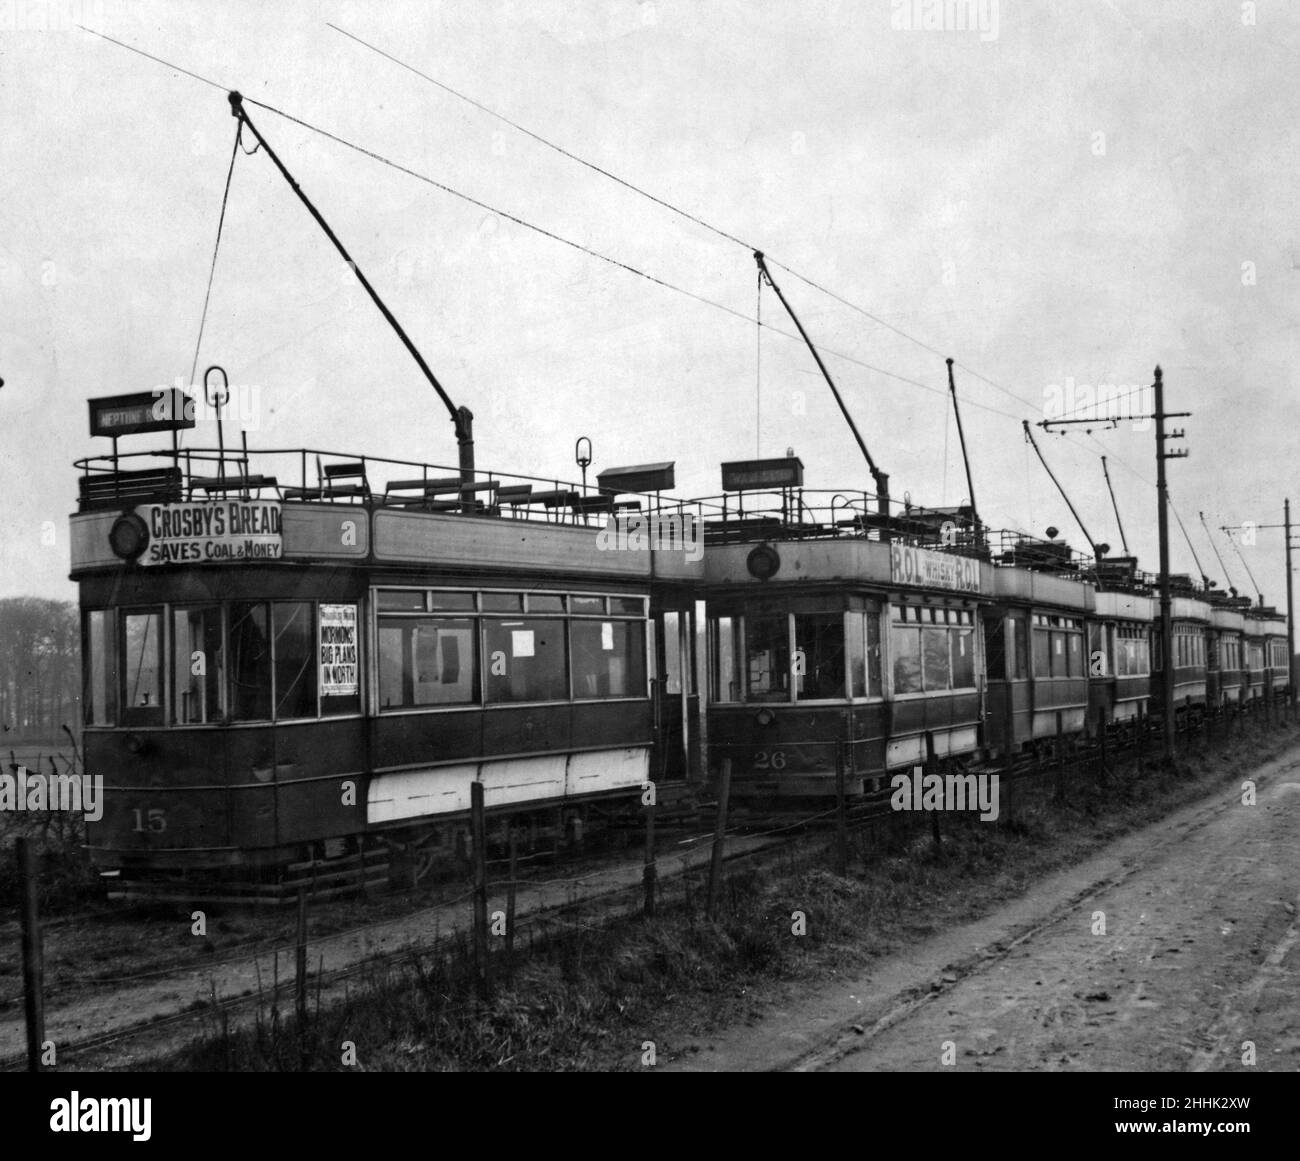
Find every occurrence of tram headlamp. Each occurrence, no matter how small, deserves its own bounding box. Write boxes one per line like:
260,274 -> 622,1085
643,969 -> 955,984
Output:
755,707 -> 776,727
746,544 -> 781,581
109,513 -> 150,561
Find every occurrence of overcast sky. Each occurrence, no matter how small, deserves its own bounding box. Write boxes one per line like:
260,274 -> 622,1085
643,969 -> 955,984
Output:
2,0 -> 1297,606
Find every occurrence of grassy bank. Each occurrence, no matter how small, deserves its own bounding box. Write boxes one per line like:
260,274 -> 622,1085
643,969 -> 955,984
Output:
142,717 -> 1299,1072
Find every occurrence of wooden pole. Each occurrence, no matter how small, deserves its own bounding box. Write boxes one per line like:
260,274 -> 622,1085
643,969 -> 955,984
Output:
707,757 -> 732,918
18,838 -> 45,1073
835,744 -> 849,876
642,792 -> 657,919
506,828 -> 518,969
296,889 -> 309,1069
471,781 -> 490,999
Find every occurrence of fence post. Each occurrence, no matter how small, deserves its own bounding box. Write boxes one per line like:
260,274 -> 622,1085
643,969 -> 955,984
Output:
296,889 -> 309,1069
707,757 -> 732,918
1054,712 -> 1065,803
835,743 -> 849,876
470,781 -> 490,1000
643,789 -> 657,919
506,828 -> 518,973
18,838 -> 45,1073
1097,708 -> 1108,785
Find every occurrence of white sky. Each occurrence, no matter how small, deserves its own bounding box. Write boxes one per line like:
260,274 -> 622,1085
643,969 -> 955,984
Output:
2,0 -> 1298,606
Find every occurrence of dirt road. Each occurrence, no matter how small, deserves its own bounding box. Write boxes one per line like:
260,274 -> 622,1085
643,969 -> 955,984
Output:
669,748 -> 1300,1072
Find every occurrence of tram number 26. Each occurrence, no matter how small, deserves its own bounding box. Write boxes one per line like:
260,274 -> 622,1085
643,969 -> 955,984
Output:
752,750 -> 787,771
132,808 -> 167,833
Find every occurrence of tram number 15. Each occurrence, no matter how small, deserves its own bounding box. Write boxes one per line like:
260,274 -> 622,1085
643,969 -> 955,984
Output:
132,808 -> 167,833
753,750 -> 786,771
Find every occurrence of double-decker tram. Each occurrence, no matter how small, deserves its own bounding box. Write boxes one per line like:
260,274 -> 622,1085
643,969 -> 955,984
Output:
73,403 -> 703,895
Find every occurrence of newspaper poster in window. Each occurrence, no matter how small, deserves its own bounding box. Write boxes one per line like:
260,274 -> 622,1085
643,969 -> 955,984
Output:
320,604 -> 359,697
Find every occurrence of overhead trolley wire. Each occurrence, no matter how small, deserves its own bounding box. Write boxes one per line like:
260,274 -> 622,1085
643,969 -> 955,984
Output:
77,23 -> 1028,426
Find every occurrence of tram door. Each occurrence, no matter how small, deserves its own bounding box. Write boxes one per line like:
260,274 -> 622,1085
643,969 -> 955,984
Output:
652,600 -> 702,782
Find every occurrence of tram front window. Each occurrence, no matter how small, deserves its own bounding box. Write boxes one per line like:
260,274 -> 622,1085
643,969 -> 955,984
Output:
793,612 -> 845,700
172,606 -> 223,724
745,614 -> 790,702
84,609 -> 116,726
274,602 -> 316,719
121,610 -> 162,726
229,602 -> 272,720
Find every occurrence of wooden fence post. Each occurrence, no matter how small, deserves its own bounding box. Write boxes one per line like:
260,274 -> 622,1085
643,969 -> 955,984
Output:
707,758 -> 732,918
470,781 -> 490,1000
643,790 -> 657,919
18,838 -> 45,1073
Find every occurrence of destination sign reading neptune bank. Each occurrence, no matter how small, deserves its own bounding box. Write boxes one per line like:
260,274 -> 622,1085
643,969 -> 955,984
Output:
137,501 -> 283,566
889,544 -> 981,593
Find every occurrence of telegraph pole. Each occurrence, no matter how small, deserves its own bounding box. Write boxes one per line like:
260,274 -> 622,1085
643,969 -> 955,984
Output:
1154,367 -> 1181,760
1039,364 -> 1188,763
1288,499 -> 1296,708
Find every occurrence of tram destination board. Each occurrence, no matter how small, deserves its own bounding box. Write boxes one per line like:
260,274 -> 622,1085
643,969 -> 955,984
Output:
88,389 -> 196,437
135,500 -> 283,565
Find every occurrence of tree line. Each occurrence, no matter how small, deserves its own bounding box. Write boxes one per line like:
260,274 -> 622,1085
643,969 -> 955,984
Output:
0,597 -> 80,741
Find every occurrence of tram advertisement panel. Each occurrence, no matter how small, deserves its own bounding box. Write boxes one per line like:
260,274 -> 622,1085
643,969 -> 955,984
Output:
319,603 -> 359,696
136,501 -> 283,566
889,544 -> 981,593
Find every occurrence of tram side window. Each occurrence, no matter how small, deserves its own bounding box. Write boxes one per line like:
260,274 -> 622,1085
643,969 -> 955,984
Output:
229,602 -> 272,720
951,628 -> 975,688
746,614 -> 791,702
893,618 -> 923,694
274,603 -> 316,719
121,610 -> 163,726
1032,624 -> 1051,678
985,616 -> 1007,680
794,612 -> 845,700
710,616 -> 741,703
84,610 -> 116,726
378,617 -> 478,708
662,611 -> 682,695
847,611 -> 881,698
571,619 -> 647,698
1008,616 -> 1028,679
172,607 -> 223,724
484,618 -> 567,703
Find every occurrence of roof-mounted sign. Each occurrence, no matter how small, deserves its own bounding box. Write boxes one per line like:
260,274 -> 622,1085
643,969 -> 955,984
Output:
89,389 -> 196,438
721,457 -> 804,491
597,462 -> 675,495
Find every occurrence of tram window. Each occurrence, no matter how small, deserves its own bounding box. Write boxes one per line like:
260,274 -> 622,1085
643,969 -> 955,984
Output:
893,626 -> 923,694
377,590 -> 425,612
172,607 -> 222,724
710,616 -> 741,702
610,597 -> 646,616
663,611 -> 682,695
229,602 -> 272,720
922,628 -> 949,690
121,610 -> 163,725
428,591 -> 476,612
274,603 -> 316,719
985,616 -> 1006,680
793,612 -> 845,700
571,619 -> 646,698
951,629 -> 975,688
1067,632 -> 1083,677
528,594 -> 566,613
379,617 -> 477,708
319,603 -> 360,714
1032,628 -> 1051,678
745,614 -> 791,702
865,612 -> 882,697
484,618 -> 567,702
848,613 -> 865,697
482,592 -> 524,613
84,610 -> 116,726
1008,616 -> 1028,679
571,596 -> 606,614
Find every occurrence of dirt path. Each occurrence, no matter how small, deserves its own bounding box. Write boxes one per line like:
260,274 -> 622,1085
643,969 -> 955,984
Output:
667,748 -> 1300,1072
